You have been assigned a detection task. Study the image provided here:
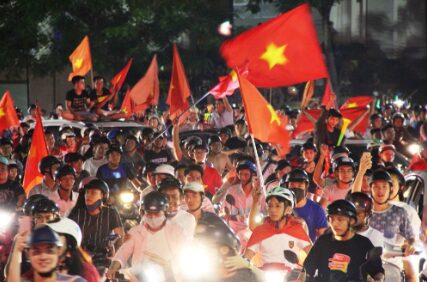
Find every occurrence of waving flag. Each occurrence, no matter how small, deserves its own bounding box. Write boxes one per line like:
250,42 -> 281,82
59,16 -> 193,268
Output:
110,59 -> 133,95
23,108 -> 48,194
340,96 -> 373,109
238,72 -> 291,154
68,36 -> 92,81
0,91 -> 20,132
209,70 -> 239,99
129,55 -> 159,108
167,45 -> 191,120
221,4 -> 328,87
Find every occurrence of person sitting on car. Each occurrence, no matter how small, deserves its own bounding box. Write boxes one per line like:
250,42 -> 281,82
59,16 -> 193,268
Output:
91,76 -> 127,120
61,75 -> 98,122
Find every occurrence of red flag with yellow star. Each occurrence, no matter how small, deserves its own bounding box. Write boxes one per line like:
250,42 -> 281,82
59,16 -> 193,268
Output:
237,73 -> 291,154
68,36 -> 93,81
110,58 -> 133,95
23,108 -> 48,194
221,4 -> 328,87
0,91 -> 20,132
129,55 -> 159,106
209,70 -> 239,99
340,96 -> 373,109
167,45 -> 191,120
120,88 -> 133,117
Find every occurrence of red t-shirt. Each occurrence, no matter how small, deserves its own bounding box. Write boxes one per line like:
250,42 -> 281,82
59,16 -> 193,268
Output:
408,155 -> 427,171
203,166 -> 223,196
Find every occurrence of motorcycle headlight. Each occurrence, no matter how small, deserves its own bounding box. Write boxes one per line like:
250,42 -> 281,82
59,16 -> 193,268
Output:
408,143 -> 421,155
178,243 -> 217,280
120,191 -> 135,204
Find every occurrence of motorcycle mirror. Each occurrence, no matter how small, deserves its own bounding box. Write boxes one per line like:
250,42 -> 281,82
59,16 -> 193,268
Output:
226,194 -> 236,206
283,250 -> 299,264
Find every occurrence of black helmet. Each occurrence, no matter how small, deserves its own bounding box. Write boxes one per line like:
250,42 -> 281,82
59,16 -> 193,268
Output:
332,157 -> 355,172
106,144 -> 123,156
301,142 -> 317,153
142,191 -> 169,213
158,177 -> 182,193
346,192 -> 373,216
55,165 -> 76,180
283,168 -> 309,184
39,156 -> 61,174
370,113 -> 383,122
195,223 -> 240,251
23,194 -> 48,216
331,146 -> 350,162
31,198 -> 59,216
85,178 -> 110,201
236,160 -> 257,174
385,166 -> 405,185
64,152 -> 84,164
326,200 -> 357,221
328,108 -> 343,118
370,169 -> 393,187
28,225 -> 62,247
208,135 -> 221,145
193,143 -> 209,152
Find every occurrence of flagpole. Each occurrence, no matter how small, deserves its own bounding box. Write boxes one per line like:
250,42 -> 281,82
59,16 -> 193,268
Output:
269,88 -> 272,104
250,134 -> 266,196
147,91 -> 211,146
90,69 -> 94,89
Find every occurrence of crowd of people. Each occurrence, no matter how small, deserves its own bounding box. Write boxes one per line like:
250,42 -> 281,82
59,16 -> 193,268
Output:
0,74 -> 427,282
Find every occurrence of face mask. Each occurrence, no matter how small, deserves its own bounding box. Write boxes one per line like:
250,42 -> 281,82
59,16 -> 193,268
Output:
86,199 -> 102,212
144,215 -> 166,229
289,188 -> 306,203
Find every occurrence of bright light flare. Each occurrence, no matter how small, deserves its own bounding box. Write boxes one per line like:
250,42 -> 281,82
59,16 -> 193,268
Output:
264,270 -> 286,282
408,143 -> 421,155
218,21 -> 232,36
120,191 -> 135,204
0,210 -> 14,231
393,99 -> 404,109
178,244 -> 217,280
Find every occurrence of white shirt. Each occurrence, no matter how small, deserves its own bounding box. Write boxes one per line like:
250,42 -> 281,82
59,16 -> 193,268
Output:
212,109 -> 233,128
390,201 -> 421,240
83,157 -> 108,176
358,226 -> 385,248
169,209 -> 196,237
50,190 -> 79,216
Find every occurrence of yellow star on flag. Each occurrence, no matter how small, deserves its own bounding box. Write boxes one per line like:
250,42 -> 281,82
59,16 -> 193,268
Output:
74,58 -> 83,69
0,107 -> 5,118
345,102 -> 358,108
267,104 -> 281,125
260,43 -> 288,70
122,107 -> 128,114
29,147 -> 37,159
230,70 -> 238,81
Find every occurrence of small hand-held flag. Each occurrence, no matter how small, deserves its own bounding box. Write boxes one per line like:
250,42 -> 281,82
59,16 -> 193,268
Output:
221,4 -> 328,87
0,91 -> 20,132
237,72 -> 291,154
23,107 -> 49,194
68,36 -> 93,81
110,59 -> 133,96
120,88 -> 133,118
167,45 -> 191,120
337,118 -> 351,146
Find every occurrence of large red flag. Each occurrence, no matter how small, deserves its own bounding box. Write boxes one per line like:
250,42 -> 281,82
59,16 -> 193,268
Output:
129,55 -> 159,108
238,73 -> 291,154
68,36 -> 92,81
221,4 -> 328,87
110,59 -> 133,95
0,91 -> 20,132
167,45 -> 191,120
23,109 -> 48,194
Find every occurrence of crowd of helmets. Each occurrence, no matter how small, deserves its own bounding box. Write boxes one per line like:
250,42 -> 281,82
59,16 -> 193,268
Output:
1,97 -> 427,282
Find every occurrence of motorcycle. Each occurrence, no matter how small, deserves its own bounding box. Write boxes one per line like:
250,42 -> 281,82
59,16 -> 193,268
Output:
110,184 -> 141,232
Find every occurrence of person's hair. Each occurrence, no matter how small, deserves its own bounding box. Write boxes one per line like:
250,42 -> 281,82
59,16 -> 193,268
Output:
93,76 -> 105,83
62,234 -> 85,276
71,75 -> 85,84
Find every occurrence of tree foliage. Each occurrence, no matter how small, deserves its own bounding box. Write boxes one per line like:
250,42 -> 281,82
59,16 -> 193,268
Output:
0,0 -> 229,92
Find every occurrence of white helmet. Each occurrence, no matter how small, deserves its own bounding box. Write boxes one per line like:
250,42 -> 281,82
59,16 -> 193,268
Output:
266,186 -> 295,209
183,182 -> 205,194
48,217 -> 82,247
